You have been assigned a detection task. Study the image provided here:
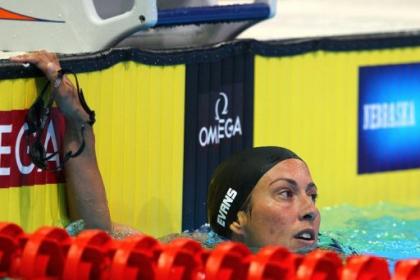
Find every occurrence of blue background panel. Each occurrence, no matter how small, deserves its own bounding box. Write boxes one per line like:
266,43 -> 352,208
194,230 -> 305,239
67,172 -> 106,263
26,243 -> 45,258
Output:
358,63 -> 420,174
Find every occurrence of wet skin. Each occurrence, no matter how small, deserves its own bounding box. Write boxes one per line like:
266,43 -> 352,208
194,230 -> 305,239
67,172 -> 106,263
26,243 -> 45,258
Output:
232,158 -> 320,251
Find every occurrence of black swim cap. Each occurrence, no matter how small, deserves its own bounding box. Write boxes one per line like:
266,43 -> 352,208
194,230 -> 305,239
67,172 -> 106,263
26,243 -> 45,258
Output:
207,146 -> 302,238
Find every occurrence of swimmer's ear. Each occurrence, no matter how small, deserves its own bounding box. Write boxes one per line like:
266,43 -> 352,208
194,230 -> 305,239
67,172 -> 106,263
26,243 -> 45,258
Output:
229,210 -> 248,237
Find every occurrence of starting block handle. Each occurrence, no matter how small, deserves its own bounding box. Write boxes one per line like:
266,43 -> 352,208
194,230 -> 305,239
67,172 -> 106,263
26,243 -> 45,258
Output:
79,0 -> 157,33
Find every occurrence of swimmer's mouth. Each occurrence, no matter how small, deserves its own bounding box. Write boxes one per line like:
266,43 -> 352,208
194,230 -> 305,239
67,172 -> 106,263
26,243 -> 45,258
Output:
294,229 -> 316,241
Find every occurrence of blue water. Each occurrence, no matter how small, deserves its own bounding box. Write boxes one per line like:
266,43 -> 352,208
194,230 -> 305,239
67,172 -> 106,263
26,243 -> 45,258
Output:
320,202 -> 420,270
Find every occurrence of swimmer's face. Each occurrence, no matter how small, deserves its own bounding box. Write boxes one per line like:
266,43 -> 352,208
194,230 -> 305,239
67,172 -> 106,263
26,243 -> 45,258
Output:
230,158 -> 320,251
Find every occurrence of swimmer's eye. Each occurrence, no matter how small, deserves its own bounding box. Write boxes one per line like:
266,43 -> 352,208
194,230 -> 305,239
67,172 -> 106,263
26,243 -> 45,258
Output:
278,189 -> 294,199
311,193 -> 318,203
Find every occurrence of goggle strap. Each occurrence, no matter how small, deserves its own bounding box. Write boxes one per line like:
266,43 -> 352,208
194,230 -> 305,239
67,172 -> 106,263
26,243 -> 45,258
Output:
26,69 -> 92,171
78,89 -> 96,126
39,124 -> 87,172
64,124 -> 87,160
61,69 -> 96,126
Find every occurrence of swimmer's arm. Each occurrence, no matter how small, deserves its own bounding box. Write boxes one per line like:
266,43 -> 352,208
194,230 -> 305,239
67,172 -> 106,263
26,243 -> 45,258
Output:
64,118 -> 112,231
10,51 -> 112,231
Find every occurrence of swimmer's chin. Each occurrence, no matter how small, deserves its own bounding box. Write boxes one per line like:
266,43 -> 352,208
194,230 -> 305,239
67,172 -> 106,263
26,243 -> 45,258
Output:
293,242 -> 318,254
247,241 -> 318,254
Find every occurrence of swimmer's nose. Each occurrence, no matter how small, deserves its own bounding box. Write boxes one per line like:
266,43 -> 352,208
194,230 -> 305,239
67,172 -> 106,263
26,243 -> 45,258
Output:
302,211 -> 316,222
299,195 -> 318,222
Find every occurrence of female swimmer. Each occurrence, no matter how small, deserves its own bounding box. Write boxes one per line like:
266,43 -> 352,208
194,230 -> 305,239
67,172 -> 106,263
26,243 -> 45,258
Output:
10,52 -> 354,255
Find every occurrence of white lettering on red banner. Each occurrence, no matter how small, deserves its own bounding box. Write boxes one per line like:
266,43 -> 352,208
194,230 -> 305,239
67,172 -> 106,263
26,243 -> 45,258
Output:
0,109 -> 65,188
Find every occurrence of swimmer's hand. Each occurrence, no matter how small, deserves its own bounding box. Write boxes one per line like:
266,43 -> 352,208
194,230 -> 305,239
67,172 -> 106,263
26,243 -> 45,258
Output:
9,51 -> 90,126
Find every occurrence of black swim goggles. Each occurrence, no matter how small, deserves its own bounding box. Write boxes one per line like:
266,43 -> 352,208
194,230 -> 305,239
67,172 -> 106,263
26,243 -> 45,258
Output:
25,69 -> 95,171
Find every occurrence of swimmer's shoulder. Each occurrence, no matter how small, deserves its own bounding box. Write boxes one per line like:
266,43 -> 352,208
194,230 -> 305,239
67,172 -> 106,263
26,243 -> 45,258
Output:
158,224 -> 226,249
111,223 -> 142,240
65,221 -> 224,249
66,220 -> 141,240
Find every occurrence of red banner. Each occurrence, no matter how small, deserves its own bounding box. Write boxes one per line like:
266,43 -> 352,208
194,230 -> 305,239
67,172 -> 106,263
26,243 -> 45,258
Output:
0,109 -> 65,188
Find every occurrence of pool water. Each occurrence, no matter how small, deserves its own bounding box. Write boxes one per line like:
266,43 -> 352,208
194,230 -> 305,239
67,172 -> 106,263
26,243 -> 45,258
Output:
320,202 -> 420,269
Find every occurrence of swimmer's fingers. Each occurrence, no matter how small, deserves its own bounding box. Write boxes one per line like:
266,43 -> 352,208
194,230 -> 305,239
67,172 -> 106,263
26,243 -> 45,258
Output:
10,50 -> 61,81
10,51 -> 89,124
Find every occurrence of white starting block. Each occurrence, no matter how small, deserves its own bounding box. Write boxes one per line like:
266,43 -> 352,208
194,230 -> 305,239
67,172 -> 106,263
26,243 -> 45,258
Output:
0,0 -> 276,54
